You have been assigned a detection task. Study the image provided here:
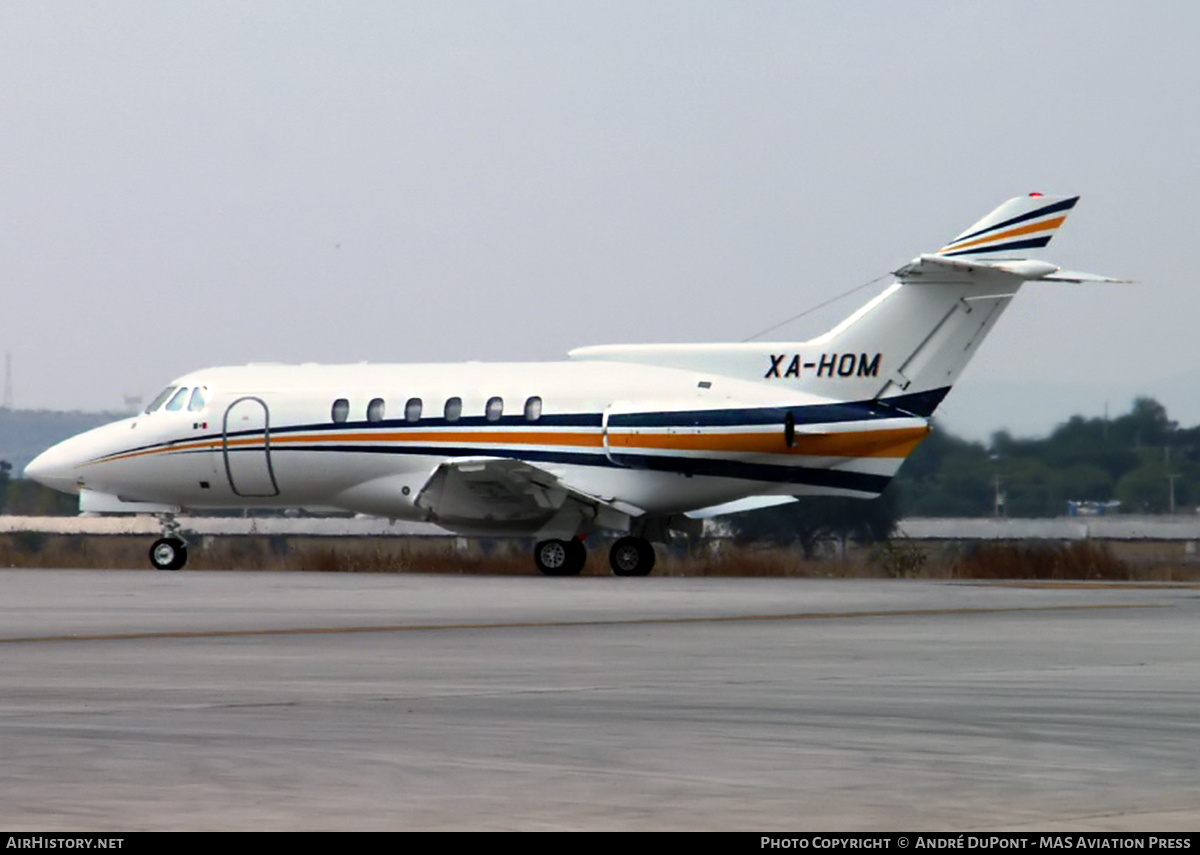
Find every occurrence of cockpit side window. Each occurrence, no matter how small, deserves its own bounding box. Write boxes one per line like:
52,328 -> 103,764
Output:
145,386 -> 178,414
164,387 -> 190,411
187,386 -> 208,412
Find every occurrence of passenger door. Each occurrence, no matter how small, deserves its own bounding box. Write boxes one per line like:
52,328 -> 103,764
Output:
222,396 -> 280,497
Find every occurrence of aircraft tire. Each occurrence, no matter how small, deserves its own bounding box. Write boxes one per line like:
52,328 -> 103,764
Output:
149,537 -> 188,571
609,537 -> 655,577
564,537 -> 587,574
534,538 -> 585,576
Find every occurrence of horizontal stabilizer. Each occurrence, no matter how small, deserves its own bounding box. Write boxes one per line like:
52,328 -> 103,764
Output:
896,254 -> 1054,281
1042,269 -> 1131,283
895,253 -> 1125,284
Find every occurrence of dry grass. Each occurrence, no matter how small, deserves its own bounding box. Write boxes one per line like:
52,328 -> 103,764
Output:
3,532 -> 1200,581
946,541 -> 1129,580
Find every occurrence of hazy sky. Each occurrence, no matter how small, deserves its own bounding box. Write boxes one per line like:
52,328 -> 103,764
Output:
3,1 -> 1197,438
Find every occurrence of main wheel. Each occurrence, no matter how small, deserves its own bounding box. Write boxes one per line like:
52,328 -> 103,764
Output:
534,538 -> 586,576
564,537 -> 587,574
150,537 -> 188,571
609,536 -> 655,576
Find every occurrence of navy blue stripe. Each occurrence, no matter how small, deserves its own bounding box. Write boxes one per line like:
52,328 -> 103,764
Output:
267,442 -> 890,494
610,399 -> 908,429
274,444 -> 604,467
230,398 -> 914,440
94,435 -> 212,463
268,412 -> 604,435
609,452 -> 890,493
941,236 -> 1052,258
950,196 -> 1078,244
875,386 -> 951,418
98,386 -> 952,464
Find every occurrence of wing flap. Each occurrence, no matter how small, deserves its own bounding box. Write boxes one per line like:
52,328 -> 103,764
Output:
414,456 -> 640,537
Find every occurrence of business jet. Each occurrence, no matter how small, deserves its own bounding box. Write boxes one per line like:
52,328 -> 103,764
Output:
25,193 -> 1117,575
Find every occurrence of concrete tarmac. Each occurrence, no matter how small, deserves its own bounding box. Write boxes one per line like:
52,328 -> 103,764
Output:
0,569 -> 1198,831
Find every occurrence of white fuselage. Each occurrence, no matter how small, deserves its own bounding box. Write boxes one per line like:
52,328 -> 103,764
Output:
26,358 -> 928,536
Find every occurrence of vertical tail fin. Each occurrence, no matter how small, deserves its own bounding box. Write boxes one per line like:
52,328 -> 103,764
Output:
569,194 -> 1115,418
789,193 -> 1100,411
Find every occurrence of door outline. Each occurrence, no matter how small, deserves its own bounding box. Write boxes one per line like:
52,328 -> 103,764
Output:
603,402 -> 637,468
602,406 -> 617,466
223,396 -> 280,497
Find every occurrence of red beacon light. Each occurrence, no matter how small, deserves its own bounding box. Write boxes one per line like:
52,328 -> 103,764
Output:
1029,192 -> 1044,197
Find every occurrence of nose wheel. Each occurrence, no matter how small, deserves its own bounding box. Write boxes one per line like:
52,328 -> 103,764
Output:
149,513 -> 189,570
150,537 -> 188,571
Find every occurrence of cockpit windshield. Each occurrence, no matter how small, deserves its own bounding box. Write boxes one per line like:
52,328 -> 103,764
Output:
164,388 -> 189,411
144,385 -> 209,414
187,387 -> 207,411
145,386 -> 178,413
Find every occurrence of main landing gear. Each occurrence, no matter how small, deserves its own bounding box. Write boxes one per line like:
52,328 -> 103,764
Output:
608,536 -> 656,577
533,537 -> 588,576
533,536 -> 656,577
149,514 -> 188,571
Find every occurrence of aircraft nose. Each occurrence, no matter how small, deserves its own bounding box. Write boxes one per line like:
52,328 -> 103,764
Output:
24,441 -> 85,494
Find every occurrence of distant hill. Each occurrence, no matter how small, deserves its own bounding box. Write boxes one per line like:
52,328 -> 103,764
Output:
0,409 -> 130,473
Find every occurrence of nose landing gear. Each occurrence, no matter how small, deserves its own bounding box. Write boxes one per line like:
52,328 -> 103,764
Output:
149,537 -> 188,571
149,514 -> 189,570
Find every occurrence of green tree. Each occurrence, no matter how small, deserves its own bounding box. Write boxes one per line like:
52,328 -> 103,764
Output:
730,493 -> 899,558
0,460 -> 10,514
4,479 -> 77,516
891,397 -> 1194,517
893,429 -> 993,516
1109,397 -> 1176,449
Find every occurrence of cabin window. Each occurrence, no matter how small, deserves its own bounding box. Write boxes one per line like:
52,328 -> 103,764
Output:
164,387 -> 189,411
331,398 -> 349,423
524,396 -> 542,422
444,397 -> 462,422
405,398 -> 422,423
486,396 -> 504,422
367,398 -> 386,423
145,386 -> 177,414
187,386 -> 208,412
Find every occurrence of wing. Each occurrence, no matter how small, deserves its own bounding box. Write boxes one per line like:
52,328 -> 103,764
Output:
414,456 -> 642,539
684,495 -> 799,519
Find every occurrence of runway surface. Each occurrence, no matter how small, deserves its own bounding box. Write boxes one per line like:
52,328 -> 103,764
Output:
1,569 -> 1198,831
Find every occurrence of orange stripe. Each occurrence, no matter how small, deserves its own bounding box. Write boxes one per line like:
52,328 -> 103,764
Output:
272,430 -> 605,448
89,424 -> 929,466
91,438 -> 224,465
88,430 -> 606,466
606,426 -> 929,458
939,215 -> 1066,253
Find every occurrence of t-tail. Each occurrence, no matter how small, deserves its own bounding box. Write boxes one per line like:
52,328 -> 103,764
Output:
570,192 -> 1121,418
